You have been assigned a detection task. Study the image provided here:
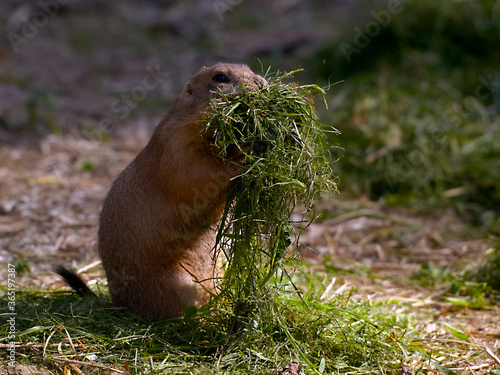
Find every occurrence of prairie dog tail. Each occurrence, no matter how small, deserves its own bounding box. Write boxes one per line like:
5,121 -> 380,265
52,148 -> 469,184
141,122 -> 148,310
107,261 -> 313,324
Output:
55,266 -> 96,298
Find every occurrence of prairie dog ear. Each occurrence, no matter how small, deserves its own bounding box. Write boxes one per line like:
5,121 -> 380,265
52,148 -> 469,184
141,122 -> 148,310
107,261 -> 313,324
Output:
185,83 -> 194,96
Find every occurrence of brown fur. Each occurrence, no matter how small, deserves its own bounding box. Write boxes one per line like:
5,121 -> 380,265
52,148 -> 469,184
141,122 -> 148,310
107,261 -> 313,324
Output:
96,63 -> 265,321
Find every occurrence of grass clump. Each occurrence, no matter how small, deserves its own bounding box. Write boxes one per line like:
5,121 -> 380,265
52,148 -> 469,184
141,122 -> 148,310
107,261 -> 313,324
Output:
203,69 -> 339,321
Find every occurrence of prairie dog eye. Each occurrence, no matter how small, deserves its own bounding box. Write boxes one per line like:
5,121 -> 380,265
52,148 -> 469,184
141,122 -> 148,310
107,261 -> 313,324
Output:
213,74 -> 230,83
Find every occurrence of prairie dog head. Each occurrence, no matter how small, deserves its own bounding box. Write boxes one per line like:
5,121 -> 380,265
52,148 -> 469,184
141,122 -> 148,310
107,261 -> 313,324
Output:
177,63 -> 267,112
155,63 -> 267,151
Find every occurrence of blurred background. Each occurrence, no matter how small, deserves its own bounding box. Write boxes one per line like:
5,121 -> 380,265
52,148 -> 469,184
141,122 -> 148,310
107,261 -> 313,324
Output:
1,0 -> 499,261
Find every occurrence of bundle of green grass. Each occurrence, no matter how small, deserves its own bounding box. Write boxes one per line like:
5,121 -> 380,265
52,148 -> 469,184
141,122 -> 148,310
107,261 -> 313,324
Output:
203,69 -> 339,322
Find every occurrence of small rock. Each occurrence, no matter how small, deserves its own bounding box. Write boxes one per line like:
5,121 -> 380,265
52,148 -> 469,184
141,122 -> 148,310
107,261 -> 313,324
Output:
276,360 -> 303,375
0,200 -> 16,215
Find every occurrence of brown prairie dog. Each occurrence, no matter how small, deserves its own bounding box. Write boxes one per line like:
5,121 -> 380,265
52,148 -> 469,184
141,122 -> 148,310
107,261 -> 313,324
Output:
95,63 -> 266,321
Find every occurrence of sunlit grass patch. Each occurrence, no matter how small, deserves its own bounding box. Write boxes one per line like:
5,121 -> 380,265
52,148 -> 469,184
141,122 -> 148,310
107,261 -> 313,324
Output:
2,279 -> 415,374
2,267 -> 497,373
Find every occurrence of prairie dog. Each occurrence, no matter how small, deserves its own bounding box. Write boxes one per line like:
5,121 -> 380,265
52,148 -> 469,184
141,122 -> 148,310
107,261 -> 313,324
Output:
58,63 -> 266,321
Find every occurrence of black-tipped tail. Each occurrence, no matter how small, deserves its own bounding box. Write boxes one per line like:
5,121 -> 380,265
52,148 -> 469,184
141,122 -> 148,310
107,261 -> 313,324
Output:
55,266 -> 96,298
